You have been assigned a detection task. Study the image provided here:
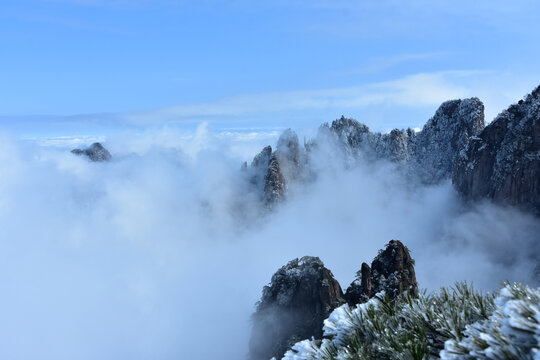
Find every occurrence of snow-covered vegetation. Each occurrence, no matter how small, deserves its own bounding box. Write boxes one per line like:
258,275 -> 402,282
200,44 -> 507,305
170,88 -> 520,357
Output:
282,282 -> 540,360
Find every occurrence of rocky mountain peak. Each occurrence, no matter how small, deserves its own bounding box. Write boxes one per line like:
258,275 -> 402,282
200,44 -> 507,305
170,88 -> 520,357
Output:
370,240 -> 418,299
249,256 -> 344,360
276,129 -> 301,165
251,145 -> 272,168
414,97 -> 485,183
344,240 -> 418,305
71,142 -> 112,162
329,116 -> 371,150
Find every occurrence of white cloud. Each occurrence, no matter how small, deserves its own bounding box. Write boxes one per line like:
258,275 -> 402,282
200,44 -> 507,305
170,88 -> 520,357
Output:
123,71 -> 474,124
0,127 -> 538,359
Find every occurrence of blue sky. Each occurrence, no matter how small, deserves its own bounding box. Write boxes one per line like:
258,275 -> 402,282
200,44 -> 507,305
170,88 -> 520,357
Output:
1,0 -> 540,138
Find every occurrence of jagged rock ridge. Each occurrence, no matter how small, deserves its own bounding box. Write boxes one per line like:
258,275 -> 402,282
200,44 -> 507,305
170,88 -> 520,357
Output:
249,240 -> 417,360
453,86 -> 540,213
326,97 -> 485,183
71,142 -> 112,162
248,97 -> 485,205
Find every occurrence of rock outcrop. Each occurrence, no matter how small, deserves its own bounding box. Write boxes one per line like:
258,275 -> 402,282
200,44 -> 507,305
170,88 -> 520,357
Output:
370,240 -> 418,299
413,98 -> 485,183
71,142 -> 112,162
263,154 -> 286,204
250,241 -> 418,359
343,262 -> 372,305
453,86 -> 540,213
249,257 -> 344,360
248,129 -> 305,206
344,240 -> 417,305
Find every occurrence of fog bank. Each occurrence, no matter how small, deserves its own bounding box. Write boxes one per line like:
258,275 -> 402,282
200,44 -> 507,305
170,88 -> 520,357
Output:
0,126 -> 538,360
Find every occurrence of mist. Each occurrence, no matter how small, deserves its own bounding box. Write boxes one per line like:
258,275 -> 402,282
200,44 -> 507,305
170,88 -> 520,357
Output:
0,124 -> 538,360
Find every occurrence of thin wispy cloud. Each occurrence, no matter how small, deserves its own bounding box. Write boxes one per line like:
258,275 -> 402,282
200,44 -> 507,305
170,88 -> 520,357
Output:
332,52 -> 452,75
123,71 -> 474,125
3,70 -> 536,137
307,0 -> 538,38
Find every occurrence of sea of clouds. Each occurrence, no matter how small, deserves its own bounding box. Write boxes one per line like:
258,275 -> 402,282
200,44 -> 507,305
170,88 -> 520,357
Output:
0,123 -> 538,360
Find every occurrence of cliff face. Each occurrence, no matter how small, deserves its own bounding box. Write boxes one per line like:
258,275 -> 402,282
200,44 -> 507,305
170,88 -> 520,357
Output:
413,98 -> 485,183
453,86 -> 540,213
249,257 -> 344,360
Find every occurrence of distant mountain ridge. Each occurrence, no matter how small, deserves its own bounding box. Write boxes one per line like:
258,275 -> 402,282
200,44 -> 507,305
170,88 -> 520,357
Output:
246,85 -> 540,214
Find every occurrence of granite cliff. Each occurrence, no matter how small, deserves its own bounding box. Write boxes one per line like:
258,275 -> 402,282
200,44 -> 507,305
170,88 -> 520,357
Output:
453,86 -> 540,213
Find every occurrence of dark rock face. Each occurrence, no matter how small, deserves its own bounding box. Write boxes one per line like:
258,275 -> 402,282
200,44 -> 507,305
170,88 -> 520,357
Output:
263,155 -> 286,205
344,262 -> 371,305
71,142 -> 112,162
249,257 -> 344,360
249,146 -> 273,194
453,86 -> 540,213
344,240 -> 417,305
247,130 -> 305,206
370,240 -> 418,300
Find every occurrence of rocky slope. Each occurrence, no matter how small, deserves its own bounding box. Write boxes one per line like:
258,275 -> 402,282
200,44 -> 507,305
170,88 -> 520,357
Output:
453,86 -> 540,213
249,240 -> 417,360
71,142 -> 112,162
